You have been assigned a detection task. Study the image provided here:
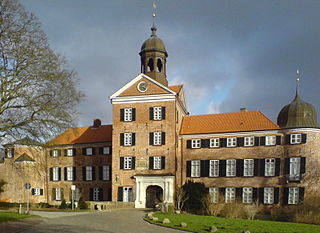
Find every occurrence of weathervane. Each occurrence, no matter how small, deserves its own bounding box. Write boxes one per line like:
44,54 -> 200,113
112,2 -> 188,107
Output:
295,69 -> 300,97
296,69 -> 300,82
152,2 -> 157,27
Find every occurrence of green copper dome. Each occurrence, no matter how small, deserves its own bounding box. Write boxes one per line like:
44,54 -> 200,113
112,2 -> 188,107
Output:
277,89 -> 319,128
140,26 -> 167,56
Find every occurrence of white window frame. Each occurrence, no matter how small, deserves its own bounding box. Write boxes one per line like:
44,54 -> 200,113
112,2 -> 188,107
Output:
153,132 -> 162,146
55,188 -> 62,201
86,148 -> 93,156
191,160 -> 200,177
93,187 -> 100,201
102,146 -> 110,155
289,157 -> 301,180
53,167 -> 59,181
124,157 -> 132,170
6,148 -> 13,158
67,148 -> 74,156
52,149 -> 59,157
123,187 -> 133,202
227,137 -> 237,147
225,187 -> 235,203
124,108 -> 133,122
33,188 -> 42,196
153,156 -> 162,170
209,187 -> 219,203
244,136 -> 254,147
226,159 -> 236,177
102,165 -> 110,181
288,187 -> 299,205
66,166 -> 74,181
191,139 -> 201,148
124,133 -> 133,146
86,166 -> 93,181
265,158 -> 276,176
209,138 -> 220,148
290,134 -> 302,144
242,187 -> 253,204
153,107 -> 162,120
263,187 -> 274,204
243,159 -> 254,177
266,135 -> 276,146
209,160 -> 219,177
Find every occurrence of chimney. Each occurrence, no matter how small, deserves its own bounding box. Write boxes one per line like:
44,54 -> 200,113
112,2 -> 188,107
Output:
240,108 -> 248,112
93,119 -> 101,128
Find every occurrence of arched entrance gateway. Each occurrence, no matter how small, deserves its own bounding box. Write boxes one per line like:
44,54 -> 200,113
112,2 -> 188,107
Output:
146,185 -> 163,208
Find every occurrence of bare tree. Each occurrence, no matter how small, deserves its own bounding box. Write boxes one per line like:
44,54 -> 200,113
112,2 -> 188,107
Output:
0,0 -> 83,144
175,186 -> 188,211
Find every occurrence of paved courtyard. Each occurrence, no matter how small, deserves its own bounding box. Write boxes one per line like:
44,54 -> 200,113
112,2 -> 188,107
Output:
0,209 -> 184,233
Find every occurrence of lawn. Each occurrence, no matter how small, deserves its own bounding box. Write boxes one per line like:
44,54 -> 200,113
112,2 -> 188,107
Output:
147,212 -> 320,233
0,212 -> 37,223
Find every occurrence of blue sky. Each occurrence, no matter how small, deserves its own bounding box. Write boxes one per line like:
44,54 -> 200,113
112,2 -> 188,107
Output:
21,0 -> 320,126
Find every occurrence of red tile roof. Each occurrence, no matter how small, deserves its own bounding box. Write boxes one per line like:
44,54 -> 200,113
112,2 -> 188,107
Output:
169,85 -> 183,93
180,111 -> 279,135
47,125 -> 112,146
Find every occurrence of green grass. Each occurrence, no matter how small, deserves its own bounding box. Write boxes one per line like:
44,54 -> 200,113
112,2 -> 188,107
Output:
0,211 -> 37,223
147,212 -> 320,233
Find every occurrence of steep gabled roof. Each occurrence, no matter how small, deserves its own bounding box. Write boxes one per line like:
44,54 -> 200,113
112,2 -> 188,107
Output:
180,111 -> 279,135
168,85 -> 183,94
47,125 -> 112,146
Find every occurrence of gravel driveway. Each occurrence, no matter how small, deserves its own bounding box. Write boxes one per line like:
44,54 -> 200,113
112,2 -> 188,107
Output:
1,209 -> 185,233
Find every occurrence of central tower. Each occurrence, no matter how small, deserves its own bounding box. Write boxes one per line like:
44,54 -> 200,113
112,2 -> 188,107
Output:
139,26 -> 168,86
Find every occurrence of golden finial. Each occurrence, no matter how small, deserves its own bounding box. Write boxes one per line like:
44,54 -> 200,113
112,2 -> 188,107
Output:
296,69 -> 300,82
152,2 -> 157,27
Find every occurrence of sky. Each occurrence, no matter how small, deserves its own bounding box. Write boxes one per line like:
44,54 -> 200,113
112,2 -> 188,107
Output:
21,0 -> 320,127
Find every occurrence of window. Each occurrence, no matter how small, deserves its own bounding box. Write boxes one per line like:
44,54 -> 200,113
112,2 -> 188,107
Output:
6,148 -> 13,158
225,187 -> 235,203
102,165 -> 110,181
227,137 -> 237,147
209,160 -> 219,177
124,108 -> 133,122
210,138 -> 220,148
102,146 -> 110,155
153,156 -> 162,169
191,160 -> 200,177
54,188 -> 62,201
289,157 -> 301,180
66,148 -> 74,156
66,166 -> 74,181
86,166 -> 93,181
32,188 -> 43,196
265,158 -> 276,176
52,149 -> 59,157
244,159 -> 254,177
266,135 -> 276,146
226,159 -> 236,177
53,167 -> 60,181
263,187 -> 274,204
153,107 -> 162,120
290,134 -> 302,144
124,133 -> 133,146
242,187 -> 253,204
209,187 -> 219,203
153,132 -> 162,146
288,187 -> 299,204
123,187 -> 133,202
93,188 -> 101,201
244,137 -> 254,147
191,139 -> 201,148
86,148 -> 93,156
124,157 -> 133,169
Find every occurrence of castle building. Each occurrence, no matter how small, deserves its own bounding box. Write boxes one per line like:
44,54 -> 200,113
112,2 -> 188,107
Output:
1,24 -> 320,208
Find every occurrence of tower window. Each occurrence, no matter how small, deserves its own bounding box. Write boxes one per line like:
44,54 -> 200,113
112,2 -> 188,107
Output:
147,58 -> 154,72
157,58 -> 163,72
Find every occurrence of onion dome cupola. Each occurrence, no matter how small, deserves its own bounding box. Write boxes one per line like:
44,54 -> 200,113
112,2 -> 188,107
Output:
277,78 -> 319,129
139,25 -> 168,86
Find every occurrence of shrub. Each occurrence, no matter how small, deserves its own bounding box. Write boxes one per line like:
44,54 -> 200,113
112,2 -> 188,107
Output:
221,200 -> 245,219
244,201 -> 263,220
78,198 -> 88,210
59,199 -> 67,209
182,181 -> 208,214
201,193 -> 224,216
293,196 -> 320,225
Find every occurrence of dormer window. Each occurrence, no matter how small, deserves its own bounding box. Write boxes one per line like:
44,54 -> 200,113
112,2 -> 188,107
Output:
5,148 -> 14,158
